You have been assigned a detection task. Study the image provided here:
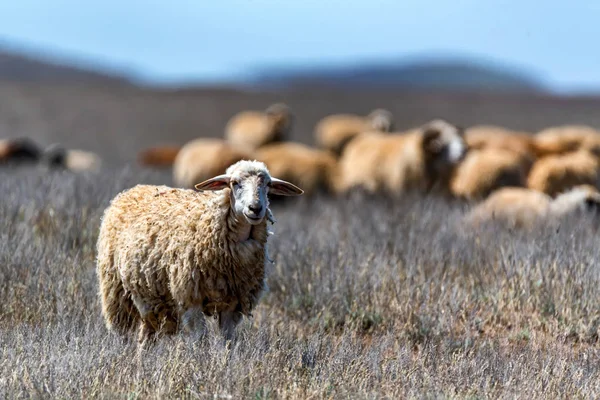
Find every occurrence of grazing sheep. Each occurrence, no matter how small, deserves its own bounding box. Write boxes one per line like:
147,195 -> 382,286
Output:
97,160 -> 304,344
337,119 -> 467,195
314,109 -> 394,155
450,148 -> 532,200
464,185 -> 600,229
137,145 -> 181,168
42,144 -> 102,172
0,137 -> 41,164
464,125 -> 536,159
225,103 -> 293,150
526,150 -> 600,196
533,125 -> 600,156
254,142 -> 339,196
173,138 -> 254,188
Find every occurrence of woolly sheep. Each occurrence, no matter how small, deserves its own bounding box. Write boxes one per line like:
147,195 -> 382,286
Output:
173,138 -> 254,188
0,137 -> 41,164
96,160 -> 304,344
534,125 -> 600,156
450,148 -> 532,200
254,142 -> 339,196
225,103 -> 293,150
42,144 -> 102,172
464,125 -> 536,159
526,150 -> 599,196
314,109 -> 394,156
464,185 -> 600,229
137,145 -> 181,168
337,119 -> 467,194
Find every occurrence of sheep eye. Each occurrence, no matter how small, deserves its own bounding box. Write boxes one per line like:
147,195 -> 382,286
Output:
232,182 -> 241,189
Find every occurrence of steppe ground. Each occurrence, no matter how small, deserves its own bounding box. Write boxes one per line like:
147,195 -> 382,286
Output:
1,83 -> 600,398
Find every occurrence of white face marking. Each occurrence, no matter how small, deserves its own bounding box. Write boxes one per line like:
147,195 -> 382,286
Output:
230,173 -> 269,225
448,137 -> 467,163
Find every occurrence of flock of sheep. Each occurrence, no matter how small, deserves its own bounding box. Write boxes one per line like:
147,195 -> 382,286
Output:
138,102 -> 600,228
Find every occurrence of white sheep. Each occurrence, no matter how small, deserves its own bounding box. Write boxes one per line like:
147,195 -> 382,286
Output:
96,160 -> 304,344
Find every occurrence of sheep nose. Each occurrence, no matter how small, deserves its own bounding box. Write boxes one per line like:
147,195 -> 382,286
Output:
249,204 -> 263,215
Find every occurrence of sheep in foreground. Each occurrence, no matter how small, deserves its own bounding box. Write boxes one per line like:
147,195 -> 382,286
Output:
337,119 -> 467,195
137,145 -> 181,168
96,160 -> 304,344
0,137 -> 42,164
526,150 -> 599,196
314,109 -> 394,156
450,148 -> 532,200
464,185 -> 600,229
254,142 -> 339,196
173,138 -> 254,188
42,144 -> 102,172
225,103 -> 293,150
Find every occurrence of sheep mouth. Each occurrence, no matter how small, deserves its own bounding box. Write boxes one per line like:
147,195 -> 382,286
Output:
244,214 -> 263,224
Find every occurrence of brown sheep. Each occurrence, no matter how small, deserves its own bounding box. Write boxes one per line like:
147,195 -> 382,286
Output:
0,137 -> 41,164
526,150 -> 600,196
254,142 -> 339,196
224,103 -> 293,150
464,185 -> 600,229
464,125 -> 536,159
450,148 -> 532,200
533,125 -> 600,157
337,119 -> 467,195
314,109 -> 394,156
137,145 -> 181,167
173,138 -> 254,188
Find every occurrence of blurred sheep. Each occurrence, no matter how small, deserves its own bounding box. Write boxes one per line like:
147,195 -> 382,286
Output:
450,148 -> 532,200
337,119 -> 467,195
137,145 -> 181,168
42,144 -> 102,172
173,138 -> 254,188
314,109 -> 394,156
0,137 -> 42,164
254,142 -> 339,196
225,103 -> 293,150
464,185 -> 600,229
464,125 -> 537,159
533,125 -> 600,157
526,150 -> 599,196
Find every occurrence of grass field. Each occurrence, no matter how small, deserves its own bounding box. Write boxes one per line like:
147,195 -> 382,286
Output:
1,160 -> 600,398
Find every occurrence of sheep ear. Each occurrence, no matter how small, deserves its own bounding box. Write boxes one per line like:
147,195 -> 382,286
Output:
269,178 -> 304,196
194,175 -> 230,191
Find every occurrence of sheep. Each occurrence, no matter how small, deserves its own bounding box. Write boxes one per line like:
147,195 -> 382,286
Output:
337,119 -> 467,195
96,160 -> 304,344
464,125 -> 536,159
254,142 -> 339,196
526,150 -> 600,196
224,103 -> 293,150
450,148 -> 532,200
533,125 -> 600,157
314,109 -> 394,156
137,145 -> 181,168
42,143 -> 102,172
173,138 -> 254,188
0,137 -> 42,164
464,185 -> 600,229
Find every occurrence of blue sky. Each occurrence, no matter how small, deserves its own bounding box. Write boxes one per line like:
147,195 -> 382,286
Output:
0,0 -> 599,92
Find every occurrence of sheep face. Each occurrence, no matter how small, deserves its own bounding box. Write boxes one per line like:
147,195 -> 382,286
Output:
195,160 -> 303,225
422,119 -> 467,171
367,109 -> 394,132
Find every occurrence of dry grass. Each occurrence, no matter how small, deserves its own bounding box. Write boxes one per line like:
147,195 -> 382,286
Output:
1,164 -> 600,399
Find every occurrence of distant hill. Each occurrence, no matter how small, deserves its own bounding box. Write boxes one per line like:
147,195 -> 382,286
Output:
249,58 -> 547,93
0,48 -> 133,85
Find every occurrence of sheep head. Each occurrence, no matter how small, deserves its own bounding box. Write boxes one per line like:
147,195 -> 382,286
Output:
195,160 -> 303,225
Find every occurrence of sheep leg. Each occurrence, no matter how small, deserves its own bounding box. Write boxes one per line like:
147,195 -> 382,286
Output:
136,303 -> 178,344
218,310 -> 243,341
97,261 -> 139,334
181,307 -> 207,337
